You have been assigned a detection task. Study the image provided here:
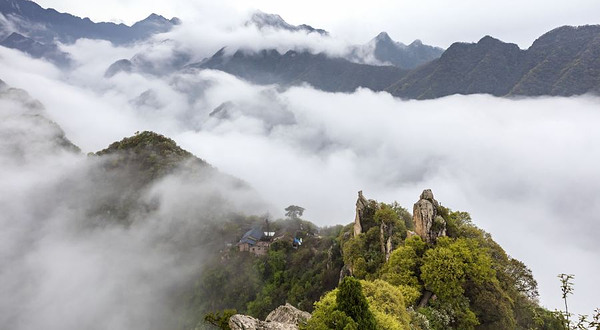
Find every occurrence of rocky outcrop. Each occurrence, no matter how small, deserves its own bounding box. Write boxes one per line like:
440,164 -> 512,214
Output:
266,303 -> 312,325
354,190 -> 395,260
380,219 -> 394,262
413,189 -> 446,243
229,315 -> 296,330
339,264 -> 352,283
385,234 -> 393,261
354,190 -> 369,236
229,304 -> 310,330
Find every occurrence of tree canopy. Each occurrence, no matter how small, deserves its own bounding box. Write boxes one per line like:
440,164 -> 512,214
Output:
285,205 -> 305,219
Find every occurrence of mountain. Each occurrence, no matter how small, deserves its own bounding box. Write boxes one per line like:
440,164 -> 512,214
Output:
192,48 -> 407,93
0,0 -> 180,45
387,25 -> 600,99
186,25 -> 600,98
0,78 -> 80,159
105,39 -> 192,77
0,32 -> 72,66
10,0 -> 598,99
95,131 -> 212,185
103,11 -> 329,78
348,32 -> 444,69
190,190 -> 565,330
387,35 -> 525,99
191,24 -> 600,99
512,25 -> 600,96
0,80 -> 269,329
247,11 -> 328,36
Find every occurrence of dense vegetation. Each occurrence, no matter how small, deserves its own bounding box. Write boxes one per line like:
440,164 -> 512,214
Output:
183,215 -> 345,329
194,194 -> 570,330
95,131 -> 209,183
333,199 -> 563,330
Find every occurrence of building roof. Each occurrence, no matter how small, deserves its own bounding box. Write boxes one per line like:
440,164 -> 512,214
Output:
239,227 -> 264,246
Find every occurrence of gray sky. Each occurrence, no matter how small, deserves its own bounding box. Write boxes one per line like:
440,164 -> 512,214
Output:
36,0 -> 600,48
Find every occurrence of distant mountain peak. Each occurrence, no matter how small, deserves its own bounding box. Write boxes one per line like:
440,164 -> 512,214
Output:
353,32 -> 443,69
375,31 -> 393,43
251,11 -> 285,24
132,12 -> 180,30
0,0 -> 180,45
139,13 -> 175,23
3,31 -> 30,43
531,24 -> 600,47
477,35 -> 503,45
1,31 -> 73,66
409,39 -> 423,46
249,11 -> 293,30
146,13 -> 163,19
247,10 -> 328,35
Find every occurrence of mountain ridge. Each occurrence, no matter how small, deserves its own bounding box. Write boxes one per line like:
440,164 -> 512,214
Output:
0,0 -> 180,45
5,0 -> 600,99
182,24 -> 600,99
387,25 -> 600,98
193,48 -> 408,93
247,11 -> 328,36
347,31 -> 444,69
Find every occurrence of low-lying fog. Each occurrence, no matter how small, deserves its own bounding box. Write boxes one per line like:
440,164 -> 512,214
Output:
1,32 -> 599,328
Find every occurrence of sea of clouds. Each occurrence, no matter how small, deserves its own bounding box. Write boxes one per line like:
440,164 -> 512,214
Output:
1,15 -> 599,329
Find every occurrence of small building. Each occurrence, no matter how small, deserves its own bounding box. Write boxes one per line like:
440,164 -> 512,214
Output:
292,237 -> 303,249
238,227 -> 272,256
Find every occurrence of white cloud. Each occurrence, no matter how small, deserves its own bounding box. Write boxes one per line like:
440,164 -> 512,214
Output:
0,80 -> 268,330
179,83 -> 600,316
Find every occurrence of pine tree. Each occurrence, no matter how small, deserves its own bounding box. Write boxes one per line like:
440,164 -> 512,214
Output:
336,277 -> 377,330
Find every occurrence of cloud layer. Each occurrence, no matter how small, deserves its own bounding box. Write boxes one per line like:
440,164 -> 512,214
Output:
0,69 -> 268,330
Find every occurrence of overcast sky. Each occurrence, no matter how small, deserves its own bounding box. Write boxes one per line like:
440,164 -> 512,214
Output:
36,0 -> 600,48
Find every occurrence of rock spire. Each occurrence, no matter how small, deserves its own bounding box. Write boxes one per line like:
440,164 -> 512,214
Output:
412,189 -> 446,243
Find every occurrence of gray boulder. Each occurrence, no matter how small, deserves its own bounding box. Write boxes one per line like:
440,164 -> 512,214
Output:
229,304 -> 310,330
266,303 -> 311,325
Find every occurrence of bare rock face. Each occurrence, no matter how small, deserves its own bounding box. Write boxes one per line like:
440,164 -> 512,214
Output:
380,219 -> 395,262
385,235 -> 393,261
229,304 -> 310,330
413,189 -> 446,243
339,264 -> 352,283
229,315 -> 297,330
354,190 -> 369,236
266,303 -> 311,325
